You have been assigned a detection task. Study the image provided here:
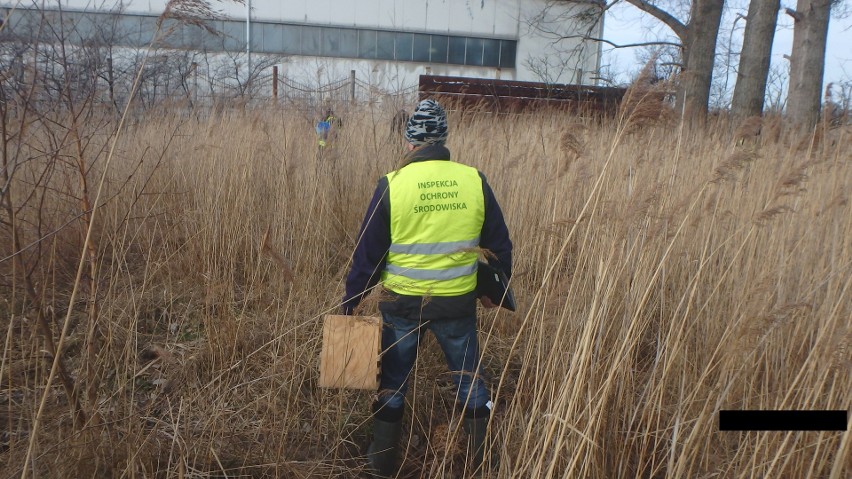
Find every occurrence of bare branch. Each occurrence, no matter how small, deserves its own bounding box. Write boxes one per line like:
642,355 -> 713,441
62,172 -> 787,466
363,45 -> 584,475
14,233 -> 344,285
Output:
625,0 -> 688,39
574,35 -> 682,50
785,8 -> 802,21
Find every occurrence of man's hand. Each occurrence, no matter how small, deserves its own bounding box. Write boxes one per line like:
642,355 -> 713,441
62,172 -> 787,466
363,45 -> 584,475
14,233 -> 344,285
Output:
479,296 -> 498,309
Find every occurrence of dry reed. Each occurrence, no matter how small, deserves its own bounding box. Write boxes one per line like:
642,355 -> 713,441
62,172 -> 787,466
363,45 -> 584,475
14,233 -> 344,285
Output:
0,100 -> 850,478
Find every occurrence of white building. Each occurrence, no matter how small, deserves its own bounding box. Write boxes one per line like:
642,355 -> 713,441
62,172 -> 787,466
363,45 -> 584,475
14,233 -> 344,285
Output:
2,0 -> 604,93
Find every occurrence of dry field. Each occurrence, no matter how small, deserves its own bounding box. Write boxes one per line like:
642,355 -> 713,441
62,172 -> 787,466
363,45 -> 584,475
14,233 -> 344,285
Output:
1,95 -> 850,478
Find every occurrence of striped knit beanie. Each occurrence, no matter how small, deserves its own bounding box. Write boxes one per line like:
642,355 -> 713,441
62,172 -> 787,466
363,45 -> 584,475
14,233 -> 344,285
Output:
404,99 -> 449,146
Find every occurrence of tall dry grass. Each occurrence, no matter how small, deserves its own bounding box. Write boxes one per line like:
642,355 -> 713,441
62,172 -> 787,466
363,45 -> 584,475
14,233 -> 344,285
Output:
1,99 -> 850,478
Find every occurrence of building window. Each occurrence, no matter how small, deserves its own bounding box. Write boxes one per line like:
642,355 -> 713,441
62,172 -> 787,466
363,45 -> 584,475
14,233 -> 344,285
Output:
412,33 -> 430,62
395,32 -> 413,62
323,27 -> 357,57
282,25 -> 301,54
499,40 -> 516,69
139,16 -> 161,47
301,26 -> 321,55
183,23 -> 205,50
448,36 -> 466,65
5,8 -> 519,69
248,23 -> 263,52
259,22 -> 283,53
117,15 -> 144,46
69,12 -> 96,44
358,30 -> 377,59
482,38 -> 500,67
162,19 -> 185,47
466,37 -> 484,66
221,19 -> 244,51
376,31 -> 395,60
430,35 -> 448,63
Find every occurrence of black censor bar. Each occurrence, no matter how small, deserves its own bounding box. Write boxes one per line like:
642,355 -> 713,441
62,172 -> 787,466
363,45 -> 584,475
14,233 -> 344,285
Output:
719,410 -> 848,431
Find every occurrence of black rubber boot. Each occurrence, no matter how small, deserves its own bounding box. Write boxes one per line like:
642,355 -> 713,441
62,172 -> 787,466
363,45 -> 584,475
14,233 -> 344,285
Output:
367,417 -> 402,478
463,416 -> 491,475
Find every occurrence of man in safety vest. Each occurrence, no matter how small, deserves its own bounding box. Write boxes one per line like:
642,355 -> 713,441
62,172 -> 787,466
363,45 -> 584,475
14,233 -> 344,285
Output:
342,99 -> 512,477
316,108 -> 342,148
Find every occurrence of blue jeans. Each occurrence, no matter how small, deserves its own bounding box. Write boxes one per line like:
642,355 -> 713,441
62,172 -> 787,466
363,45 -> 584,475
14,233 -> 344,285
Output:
376,312 -> 490,411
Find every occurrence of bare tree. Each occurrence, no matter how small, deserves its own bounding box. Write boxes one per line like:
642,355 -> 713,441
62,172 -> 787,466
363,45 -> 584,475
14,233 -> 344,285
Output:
785,0 -> 833,128
210,49 -> 284,99
530,0 -> 726,120
731,0 -> 781,119
624,0 -> 726,120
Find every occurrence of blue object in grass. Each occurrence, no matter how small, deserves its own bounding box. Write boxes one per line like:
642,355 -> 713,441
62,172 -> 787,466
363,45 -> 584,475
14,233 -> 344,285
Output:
316,121 -> 331,135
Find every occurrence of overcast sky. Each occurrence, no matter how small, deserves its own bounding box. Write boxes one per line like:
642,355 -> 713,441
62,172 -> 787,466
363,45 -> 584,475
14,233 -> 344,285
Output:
601,1 -> 852,102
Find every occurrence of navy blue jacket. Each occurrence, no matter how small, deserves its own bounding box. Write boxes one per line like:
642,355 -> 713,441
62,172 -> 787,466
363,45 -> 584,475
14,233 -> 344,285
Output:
342,144 -> 512,320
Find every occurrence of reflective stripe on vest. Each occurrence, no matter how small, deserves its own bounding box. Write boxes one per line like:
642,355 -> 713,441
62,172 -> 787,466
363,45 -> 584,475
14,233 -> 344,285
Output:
382,160 -> 485,296
385,262 -> 478,281
388,237 -> 480,255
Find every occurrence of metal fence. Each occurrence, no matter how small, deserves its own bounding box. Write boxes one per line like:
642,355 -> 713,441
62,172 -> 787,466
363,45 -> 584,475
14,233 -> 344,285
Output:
153,61 -> 420,107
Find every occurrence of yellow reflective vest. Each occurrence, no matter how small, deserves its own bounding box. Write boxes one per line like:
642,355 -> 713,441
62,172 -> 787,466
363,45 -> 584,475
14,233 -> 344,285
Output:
382,160 -> 485,296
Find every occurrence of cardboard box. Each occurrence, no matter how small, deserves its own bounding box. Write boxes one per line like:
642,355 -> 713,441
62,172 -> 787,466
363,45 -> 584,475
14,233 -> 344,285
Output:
319,315 -> 381,389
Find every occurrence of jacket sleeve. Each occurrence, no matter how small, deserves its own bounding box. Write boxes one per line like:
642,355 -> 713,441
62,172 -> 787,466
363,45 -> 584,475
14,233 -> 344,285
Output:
479,172 -> 513,280
342,177 -> 390,314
